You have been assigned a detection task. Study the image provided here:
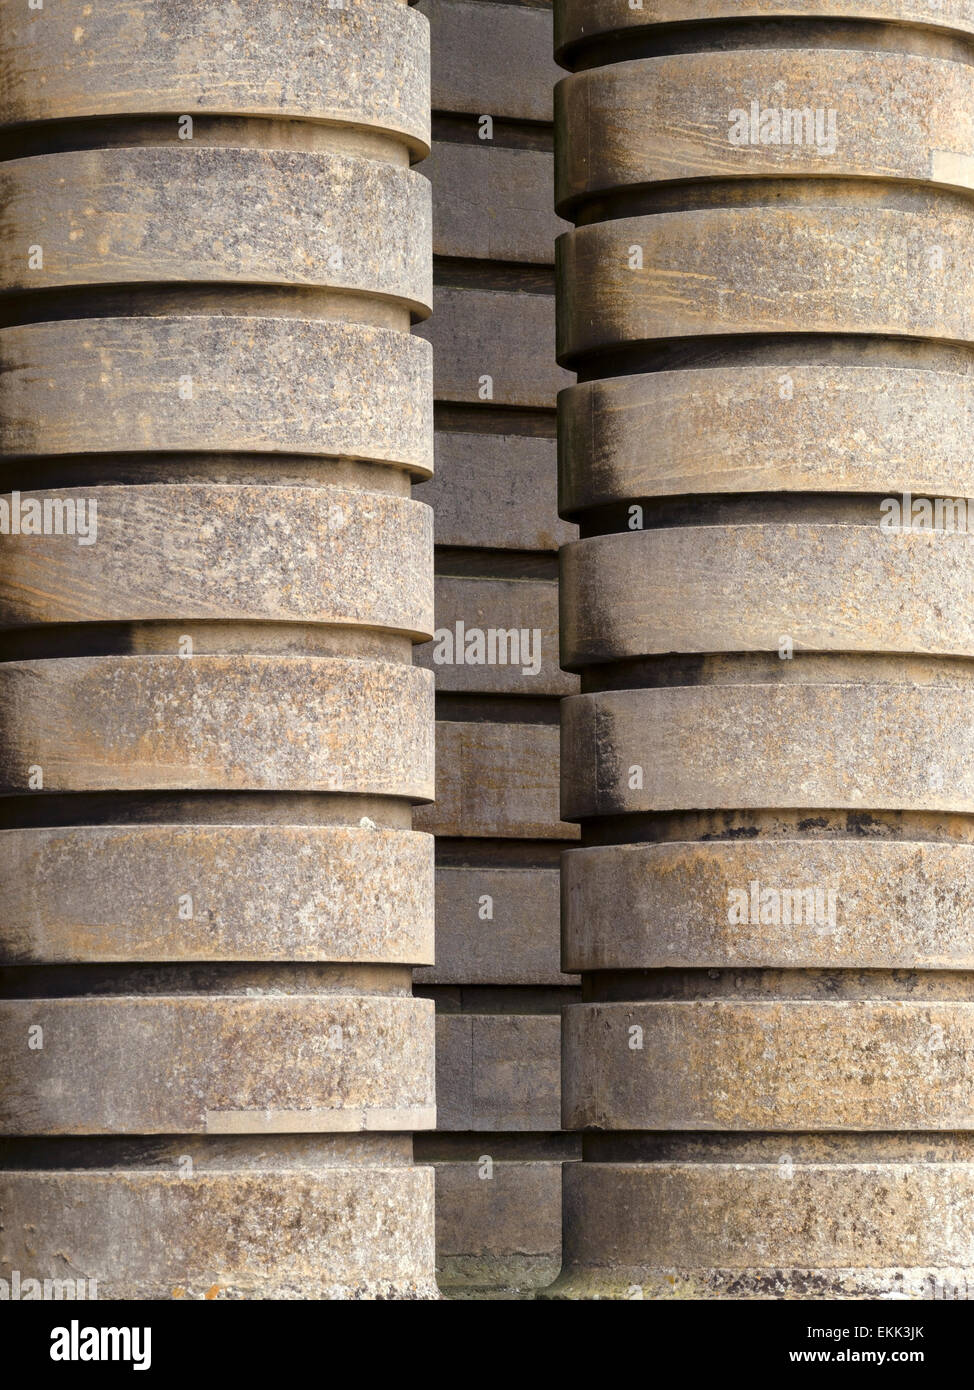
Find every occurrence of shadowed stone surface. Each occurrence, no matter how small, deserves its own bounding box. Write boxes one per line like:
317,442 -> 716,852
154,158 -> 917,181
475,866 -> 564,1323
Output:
416,575 -> 573,695
417,287 -> 572,407
417,721 -> 577,840
554,0 -> 974,59
427,142 -> 568,263
414,0 -> 580,1297
419,0 -> 561,121
432,1159 -> 565,1292
435,1013 -> 562,1132
416,433 -> 575,551
416,867 -> 574,984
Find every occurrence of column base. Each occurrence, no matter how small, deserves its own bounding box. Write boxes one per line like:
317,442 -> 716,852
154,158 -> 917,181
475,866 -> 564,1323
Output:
542,1266 -> 974,1300
1,1152 -> 439,1301
548,1159 -> 974,1300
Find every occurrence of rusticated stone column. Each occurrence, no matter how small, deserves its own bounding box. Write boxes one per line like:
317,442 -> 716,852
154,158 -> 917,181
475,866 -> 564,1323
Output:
554,0 -> 974,1298
411,0 -> 581,1295
0,0 -> 437,1300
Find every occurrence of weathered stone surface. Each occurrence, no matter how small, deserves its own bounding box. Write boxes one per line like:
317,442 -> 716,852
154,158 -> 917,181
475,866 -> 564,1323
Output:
0,486 -> 433,635
1,825 -> 434,966
563,1001 -> 974,1130
0,1162 -> 437,1300
428,142 -> 566,262
559,1161 -> 974,1299
0,0 -> 436,1298
554,0 -> 974,57
561,683 -> 974,818
435,1013 -> 562,1130
554,0 -> 974,1300
433,1159 -> 565,1290
563,840 -> 974,971
0,656 -> 434,797
558,207 -> 974,364
420,0 -> 576,1294
561,526 -> 974,663
417,721 -> 578,839
558,367 -> 974,513
416,575 -> 575,695
1,996 -> 436,1135
420,0 -> 560,121
416,433 -> 573,552
1,317 -> 434,471
417,867 -> 573,985
556,50 -> 974,209
0,0 -> 432,155
1,147 -> 432,310
418,287 -> 571,406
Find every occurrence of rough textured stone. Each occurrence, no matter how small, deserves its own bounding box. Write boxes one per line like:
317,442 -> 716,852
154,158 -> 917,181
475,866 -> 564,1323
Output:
1,825 -> 434,966
553,0 -> 974,1299
1,317 -> 433,472
0,0 -> 437,1299
558,366 -> 974,513
2,995 -> 436,1135
561,526 -> 974,662
1,485 -> 433,634
561,1159 -> 974,1300
558,207 -> 974,363
1,147 -> 432,308
563,1001 -> 974,1130
0,1160 -> 436,1301
556,50 -> 974,209
563,839 -> 974,971
561,682 -> 974,817
0,656 -> 434,797
0,0 -> 432,156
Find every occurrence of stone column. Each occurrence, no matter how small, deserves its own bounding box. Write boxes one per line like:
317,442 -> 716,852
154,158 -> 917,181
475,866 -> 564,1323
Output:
411,0 -> 581,1295
0,0 -> 437,1300
555,0 -> 974,1298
